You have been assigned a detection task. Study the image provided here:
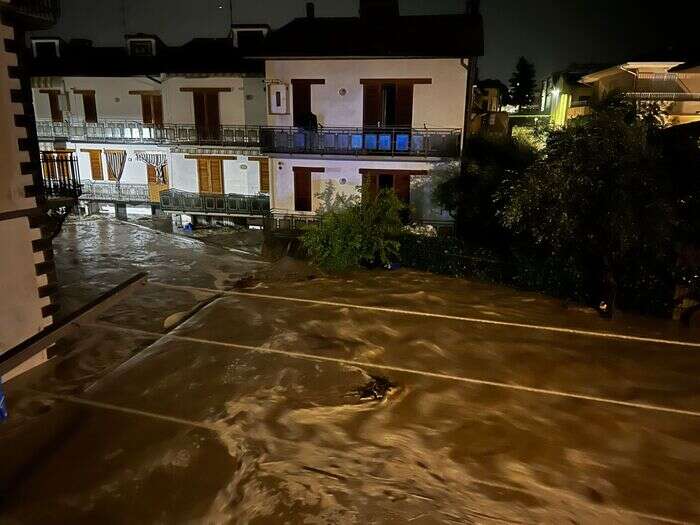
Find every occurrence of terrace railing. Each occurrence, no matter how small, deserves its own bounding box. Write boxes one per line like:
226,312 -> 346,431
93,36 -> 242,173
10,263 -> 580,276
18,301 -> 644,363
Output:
259,126 -> 462,158
80,181 -> 150,203
39,151 -> 81,201
159,189 -> 270,216
36,119 -> 262,148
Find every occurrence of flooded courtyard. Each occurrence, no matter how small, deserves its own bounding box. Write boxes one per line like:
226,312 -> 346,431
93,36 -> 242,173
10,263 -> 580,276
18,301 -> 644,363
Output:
1,217 -> 700,524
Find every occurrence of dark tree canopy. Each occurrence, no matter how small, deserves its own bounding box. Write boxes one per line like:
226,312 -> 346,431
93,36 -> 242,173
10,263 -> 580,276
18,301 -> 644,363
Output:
509,56 -> 536,108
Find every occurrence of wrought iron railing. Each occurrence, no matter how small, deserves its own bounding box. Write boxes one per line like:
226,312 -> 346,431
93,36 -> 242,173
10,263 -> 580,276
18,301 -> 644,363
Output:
160,189 -> 270,216
36,119 -> 261,148
259,126 -> 462,157
39,151 -> 81,200
79,181 -> 150,203
36,120 -> 461,157
263,213 -> 319,232
3,0 -> 60,26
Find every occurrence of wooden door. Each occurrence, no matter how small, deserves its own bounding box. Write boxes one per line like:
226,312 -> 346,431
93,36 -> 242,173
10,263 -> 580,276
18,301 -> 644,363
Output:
293,167 -> 312,211
292,81 -> 311,127
193,91 -> 221,141
197,158 -> 224,194
363,83 -> 381,128
395,83 -> 414,127
147,165 -> 169,203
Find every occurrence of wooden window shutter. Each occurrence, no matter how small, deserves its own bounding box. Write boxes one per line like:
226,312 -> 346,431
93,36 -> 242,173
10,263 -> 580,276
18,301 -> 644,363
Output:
209,159 -> 223,194
293,167 -> 312,212
146,164 -> 156,184
394,173 -> 411,203
292,81 -> 311,127
258,158 -> 270,193
47,91 -> 62,122
82,92 -> 97,123
363,83 -> 381,127
197,158 -> 211,193
193,92 -> 206,130
153,94 -> 163,125
141,95 -> 153,123
87,150 -> 103,180
395,83 -> 414,127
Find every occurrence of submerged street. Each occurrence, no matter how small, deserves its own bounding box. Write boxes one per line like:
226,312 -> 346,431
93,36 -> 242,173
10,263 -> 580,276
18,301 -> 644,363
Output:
1,217 -> 700,524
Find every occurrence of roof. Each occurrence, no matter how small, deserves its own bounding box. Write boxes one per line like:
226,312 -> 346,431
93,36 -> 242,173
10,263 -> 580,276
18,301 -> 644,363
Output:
254,14 -> 484,59
29,37 -> 264,77
581,62 -> 684,83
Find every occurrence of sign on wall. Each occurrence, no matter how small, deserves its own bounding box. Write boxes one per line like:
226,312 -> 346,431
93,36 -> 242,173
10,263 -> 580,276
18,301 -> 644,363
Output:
267,82 -> 289,115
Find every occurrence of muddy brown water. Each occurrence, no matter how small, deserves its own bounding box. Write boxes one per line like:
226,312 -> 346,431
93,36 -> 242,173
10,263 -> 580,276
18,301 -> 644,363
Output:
1,217 -> 699,524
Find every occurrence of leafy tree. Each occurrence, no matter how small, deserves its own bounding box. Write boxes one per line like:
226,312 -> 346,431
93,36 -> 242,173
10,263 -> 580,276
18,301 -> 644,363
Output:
509,57 -> 536,109
501,94 -> 673,313
302,184 -> 404,272
433,136 -> 538,250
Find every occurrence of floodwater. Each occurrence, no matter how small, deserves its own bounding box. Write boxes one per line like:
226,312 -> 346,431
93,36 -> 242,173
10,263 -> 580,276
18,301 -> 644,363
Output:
1,217 -> 700,524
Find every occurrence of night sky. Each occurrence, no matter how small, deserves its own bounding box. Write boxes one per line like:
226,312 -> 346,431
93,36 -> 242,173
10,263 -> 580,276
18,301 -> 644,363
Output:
39,0 -> 693,83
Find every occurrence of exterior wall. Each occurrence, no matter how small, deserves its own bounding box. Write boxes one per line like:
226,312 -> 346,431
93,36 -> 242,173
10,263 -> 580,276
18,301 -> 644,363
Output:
0,15 -> 53,379
270,156 -> 452,224
170,154 -> 262,195
32,74 -> 267,126
265,58 -> 467,130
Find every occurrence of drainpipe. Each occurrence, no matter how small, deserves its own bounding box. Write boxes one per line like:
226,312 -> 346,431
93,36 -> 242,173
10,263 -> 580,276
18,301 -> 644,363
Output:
461,56 -> 477,155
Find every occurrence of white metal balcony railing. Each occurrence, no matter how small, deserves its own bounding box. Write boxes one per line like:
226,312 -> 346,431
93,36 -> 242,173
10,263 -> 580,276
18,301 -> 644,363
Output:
80,180 -> 150,203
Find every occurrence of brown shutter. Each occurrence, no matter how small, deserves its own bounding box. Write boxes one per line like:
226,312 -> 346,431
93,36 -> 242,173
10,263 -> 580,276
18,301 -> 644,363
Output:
83,92 -> 97,123
363,83 -> 381,127
193,92 -> 207,138
146,164 -> 156,184
394,173 -> 411,203
197,158 -> 211,192
292,80 -> 311,127
86,150 -> 103,180
153,94 -> 163,125
47,91 -> 63,122
257,158 -> 270,193
395,83 -> 414,127
293,167 -> 312,211
141,94 -> 153,123
209,159 -> 223,193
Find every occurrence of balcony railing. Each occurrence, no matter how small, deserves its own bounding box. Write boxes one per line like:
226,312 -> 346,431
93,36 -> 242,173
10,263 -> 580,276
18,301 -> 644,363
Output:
259,126 -> 462,158
36,120 -> 462,158
160,189 -> 270,216
80,181 -> 150,203
39,151 -> 81,201
36,119 -> 261,148
625,92 -> 700,102
2,0 -> 60,27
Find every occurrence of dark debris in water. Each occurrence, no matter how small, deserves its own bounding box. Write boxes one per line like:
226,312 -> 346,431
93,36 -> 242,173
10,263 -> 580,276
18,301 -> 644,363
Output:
354,375 -> 395,401
232,275 -> 259,289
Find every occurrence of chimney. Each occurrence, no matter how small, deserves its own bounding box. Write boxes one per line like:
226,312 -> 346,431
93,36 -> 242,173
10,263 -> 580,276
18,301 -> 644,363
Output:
306,2 -> 315,19
359,0 -> 399,20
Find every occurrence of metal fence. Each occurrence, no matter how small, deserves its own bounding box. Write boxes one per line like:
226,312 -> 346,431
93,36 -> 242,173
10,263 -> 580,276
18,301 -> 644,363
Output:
159,189 -> 270,216
80,181 -> 150,203
36,120 -> 262,147
259,126 -> 462,158
39,151 -> 81,200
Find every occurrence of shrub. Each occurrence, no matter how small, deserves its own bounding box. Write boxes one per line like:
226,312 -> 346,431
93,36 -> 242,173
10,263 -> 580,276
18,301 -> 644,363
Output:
302,186 -> 404,272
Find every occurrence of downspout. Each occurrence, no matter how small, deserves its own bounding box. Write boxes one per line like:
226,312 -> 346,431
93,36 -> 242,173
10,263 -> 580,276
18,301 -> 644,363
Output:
461,56 -> 477,155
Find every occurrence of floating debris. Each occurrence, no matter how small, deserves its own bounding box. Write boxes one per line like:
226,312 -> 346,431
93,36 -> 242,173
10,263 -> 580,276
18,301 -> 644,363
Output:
232,275 -> 259,289
354,375 -> 395,401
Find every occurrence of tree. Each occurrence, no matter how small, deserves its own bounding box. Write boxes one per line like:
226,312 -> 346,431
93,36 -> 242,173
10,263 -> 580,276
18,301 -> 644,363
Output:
501,94 -> 674,314
509,57 -> 536,109
433,136 -> 538,250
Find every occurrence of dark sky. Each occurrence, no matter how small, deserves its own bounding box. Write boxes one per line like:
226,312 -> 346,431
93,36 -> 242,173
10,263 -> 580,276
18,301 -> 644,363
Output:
40,0 -> 694,83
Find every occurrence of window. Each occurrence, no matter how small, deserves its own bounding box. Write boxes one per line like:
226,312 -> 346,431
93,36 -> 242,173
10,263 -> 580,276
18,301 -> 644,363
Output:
293,167 -> 313,211
231,26 -> 269,49
147,165 -> 169,203
361,78 -> 430,128
128,39 -> 155,56
74,90 -> 97,123
40,89 -> 63,122
141,93 -> 163,125
33,40 -> 59,59
360,169 -> 419,204
83,149 -> 103,180
181,88 -> 231,141
197,158 -> 224,194
267,83 -> 289,115
291,79 -> 325,127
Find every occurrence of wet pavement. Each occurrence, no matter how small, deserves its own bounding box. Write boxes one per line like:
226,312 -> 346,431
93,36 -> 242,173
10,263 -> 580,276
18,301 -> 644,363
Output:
1,216 -> 700,524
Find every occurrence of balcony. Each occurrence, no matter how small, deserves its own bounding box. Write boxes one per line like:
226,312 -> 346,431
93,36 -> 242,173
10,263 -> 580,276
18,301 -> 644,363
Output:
36,120 -> 262,149
80,181 -> 150,204
2,0 -> 60,28
160,189 -> 270,217
39,151 -> 81,206
259,126 -> 462,158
